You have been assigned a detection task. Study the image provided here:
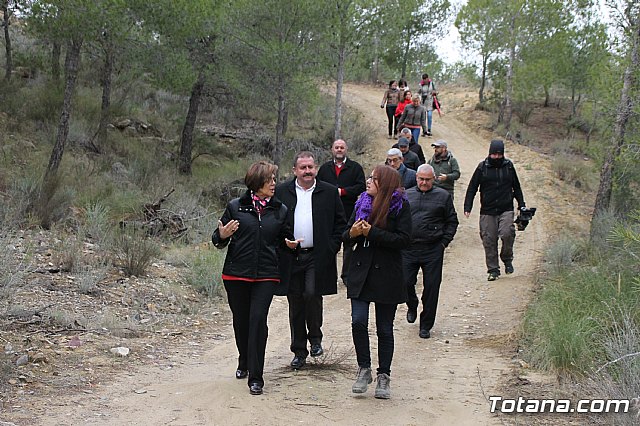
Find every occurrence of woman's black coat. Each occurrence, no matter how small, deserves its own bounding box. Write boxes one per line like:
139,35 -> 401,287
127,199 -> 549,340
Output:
275,179 -> 347,297
342,200 -> 412,304
212,190 -> 292,280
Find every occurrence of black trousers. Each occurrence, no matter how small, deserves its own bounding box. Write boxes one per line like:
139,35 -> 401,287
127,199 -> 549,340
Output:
403,243 -> 445,332
351,299 -> 397,375
287,251 -> 323,357
224,279 -> 274,386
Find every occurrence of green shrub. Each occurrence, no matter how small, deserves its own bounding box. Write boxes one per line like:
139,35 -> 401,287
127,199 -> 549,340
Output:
112,228 -> 161,276
523,213 -> 640,377
183,248 -> 225,298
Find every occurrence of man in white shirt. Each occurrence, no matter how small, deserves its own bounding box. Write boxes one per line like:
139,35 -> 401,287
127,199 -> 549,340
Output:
276,152 -> 347,369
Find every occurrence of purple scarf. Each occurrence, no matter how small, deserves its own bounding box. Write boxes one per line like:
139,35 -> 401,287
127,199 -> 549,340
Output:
353,190 -> 406,222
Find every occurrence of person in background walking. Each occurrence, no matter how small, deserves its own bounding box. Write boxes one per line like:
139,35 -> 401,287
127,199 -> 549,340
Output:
212,161 -> 298,396
344,165 -> 411,399
427,139 -> 460,199
397,95 -> 427,145
397,137 -> 421,171
417,73 -> 437,136
380,80 -> 401,139
398,78 -> 409,94
403,164 -> 458,339
386,148 -> 416,189
463,140 -> 526,281
393,128 -> 426,164
276,152 -> 347,369
317,139 -> 366,286
394,90 -> 413,122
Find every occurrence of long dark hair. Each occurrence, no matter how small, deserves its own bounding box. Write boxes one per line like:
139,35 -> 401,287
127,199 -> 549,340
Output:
369,165 -> 402,229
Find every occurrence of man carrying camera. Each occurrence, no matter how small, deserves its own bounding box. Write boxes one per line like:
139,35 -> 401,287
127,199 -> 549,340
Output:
463,140 -> 526,281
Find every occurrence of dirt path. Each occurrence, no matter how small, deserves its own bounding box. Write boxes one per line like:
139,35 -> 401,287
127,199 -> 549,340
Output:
35,84 -> 577,425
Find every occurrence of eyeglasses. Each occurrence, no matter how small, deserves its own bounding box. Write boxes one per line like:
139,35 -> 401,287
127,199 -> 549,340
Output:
417,177 -> 434,182
367,175 -> 378,181
387,157 -> 402,163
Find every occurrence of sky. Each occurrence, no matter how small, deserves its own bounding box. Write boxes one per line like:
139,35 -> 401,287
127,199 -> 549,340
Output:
435,0 -> 466,65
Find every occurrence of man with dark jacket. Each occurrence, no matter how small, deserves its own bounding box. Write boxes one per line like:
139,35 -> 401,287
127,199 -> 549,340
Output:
386,148 -> 416,189
428,139 -> 460,199
317,139 -> 366,286
404,164 -> 458,339
397,137 -> 421,171
276,152 -> 347,369
463,139 -> 526,281
393,128 -> 426,164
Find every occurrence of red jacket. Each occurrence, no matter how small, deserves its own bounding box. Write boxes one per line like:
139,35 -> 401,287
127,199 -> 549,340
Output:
395,99 -> 412,117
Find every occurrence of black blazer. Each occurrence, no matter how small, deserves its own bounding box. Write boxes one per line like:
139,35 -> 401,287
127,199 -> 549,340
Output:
275,179 -> 347,296
317,158 -> 366,220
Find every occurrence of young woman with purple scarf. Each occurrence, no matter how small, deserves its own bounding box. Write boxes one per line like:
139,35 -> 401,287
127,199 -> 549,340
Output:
342,165 -> 412,400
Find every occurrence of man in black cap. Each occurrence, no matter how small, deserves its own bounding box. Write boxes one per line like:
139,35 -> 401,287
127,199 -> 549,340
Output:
393,128 -> 426,164
397,137 -> 421,171
463,140 -> 526,281
427,139 -> 460,199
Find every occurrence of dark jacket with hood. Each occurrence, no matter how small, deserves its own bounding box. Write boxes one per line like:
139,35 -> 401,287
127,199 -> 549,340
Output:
428,150 -> 460,193
212,190 -> 292,280
463,140 -> 525,215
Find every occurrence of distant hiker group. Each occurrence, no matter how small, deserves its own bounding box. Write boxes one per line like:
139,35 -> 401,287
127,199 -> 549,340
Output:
381,73 -> 440,142
213,81 -> 529,400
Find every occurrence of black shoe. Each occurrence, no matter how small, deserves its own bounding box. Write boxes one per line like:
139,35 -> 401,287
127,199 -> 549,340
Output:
310,343 -> 323,357
487,271 -> 500,281
419,329 -> 431,339
249,382 -> 263,395
290,355 -> 306,369
235,369 -> 248,379
406,308 -> 417,324
505,263 -> 514,274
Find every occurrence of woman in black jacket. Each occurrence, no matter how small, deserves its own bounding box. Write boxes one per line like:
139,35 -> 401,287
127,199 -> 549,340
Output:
212,161 -> 298,395
343,165 -> 412,400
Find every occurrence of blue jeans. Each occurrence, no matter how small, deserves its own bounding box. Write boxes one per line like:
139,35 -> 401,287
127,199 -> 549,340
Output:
427,110 -> 433,131
351,298 -> 397,375
410,128 -> 421,145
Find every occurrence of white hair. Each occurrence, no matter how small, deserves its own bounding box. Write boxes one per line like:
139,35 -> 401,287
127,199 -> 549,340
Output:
387,148 -> 402,157
417,164 -> 435,174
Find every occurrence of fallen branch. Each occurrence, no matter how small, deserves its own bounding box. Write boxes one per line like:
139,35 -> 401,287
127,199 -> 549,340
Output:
595,351 -> 640,374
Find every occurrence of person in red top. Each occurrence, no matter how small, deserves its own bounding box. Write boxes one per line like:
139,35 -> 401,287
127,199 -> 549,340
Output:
394,90 -> 413,120
213,161 -> 299,395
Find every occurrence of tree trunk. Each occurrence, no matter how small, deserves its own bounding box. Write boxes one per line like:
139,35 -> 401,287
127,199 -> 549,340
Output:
400,34 -> 410,79
503,19 -> 516,129
274,76 -> 286,167
591,14 -> 639,235
2,0 -> 12,81
543,86 -> 549,107
97,36 -> 114,147
372,35 -> 379,84
51,41 -> 61,81
334,44 -> 346,141
178,70 -> 206,175
43,38 -> 82,184
479,53 -> 487,104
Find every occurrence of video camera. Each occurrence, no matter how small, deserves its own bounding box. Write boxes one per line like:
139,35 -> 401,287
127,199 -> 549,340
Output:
514,207 -> 536,231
